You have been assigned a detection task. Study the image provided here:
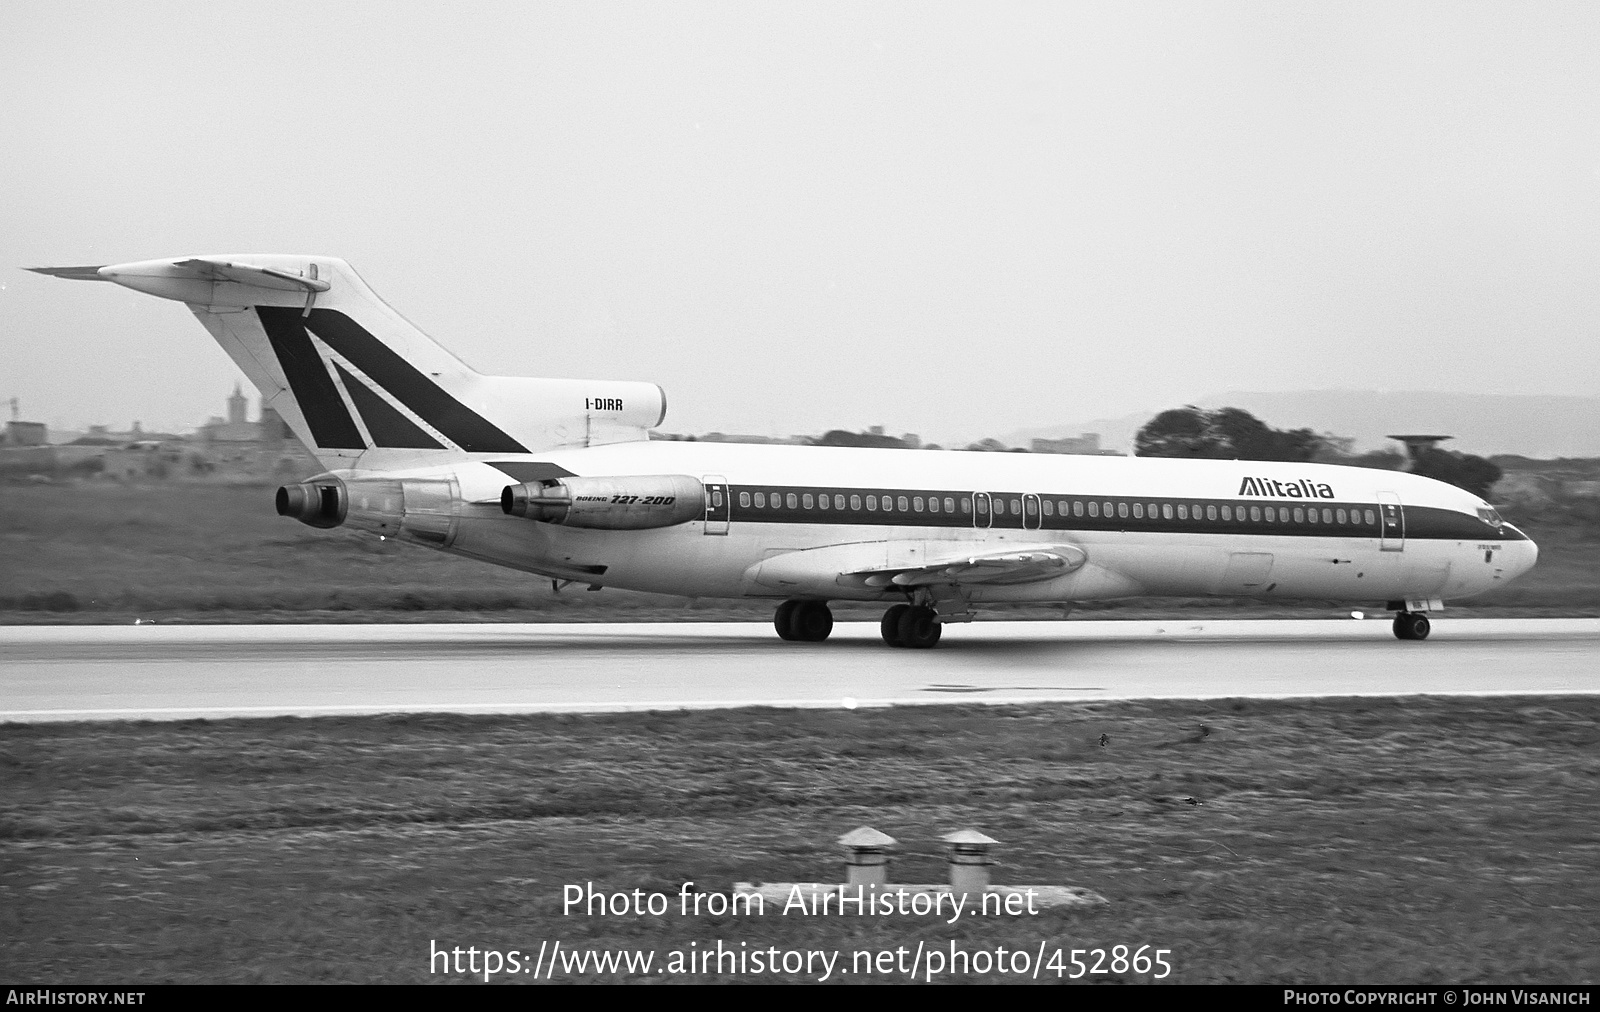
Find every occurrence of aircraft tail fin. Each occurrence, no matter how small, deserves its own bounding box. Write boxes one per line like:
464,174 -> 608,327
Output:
29,256 -> 666,471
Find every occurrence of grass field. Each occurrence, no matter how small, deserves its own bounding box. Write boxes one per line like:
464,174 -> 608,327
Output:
2,698 -> 1597,983
3,481 -> 1597,622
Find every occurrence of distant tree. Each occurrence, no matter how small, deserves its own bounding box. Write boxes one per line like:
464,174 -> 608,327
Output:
1134,406 -> 1324,461
964,437 -> 1012,452
1134,407 -> 1227,458
815,429 -> 909,449
1410,448 -> 1503,499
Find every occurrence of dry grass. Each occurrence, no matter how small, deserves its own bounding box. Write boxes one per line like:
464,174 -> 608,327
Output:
2,697 -> 1597,983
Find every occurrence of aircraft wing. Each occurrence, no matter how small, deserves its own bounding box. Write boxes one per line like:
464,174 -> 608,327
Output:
749,540 -> 1087,594
844,545 -> 1088,588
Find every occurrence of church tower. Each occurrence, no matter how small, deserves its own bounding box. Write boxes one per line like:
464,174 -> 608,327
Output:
227,383 -> 248,426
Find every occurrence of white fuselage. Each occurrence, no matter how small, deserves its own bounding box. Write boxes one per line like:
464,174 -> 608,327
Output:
345,440 -> 1537,608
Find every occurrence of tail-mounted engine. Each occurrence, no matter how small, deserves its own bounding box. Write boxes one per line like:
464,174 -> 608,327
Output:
501,474 -> 705,530
277,475 -> 460,546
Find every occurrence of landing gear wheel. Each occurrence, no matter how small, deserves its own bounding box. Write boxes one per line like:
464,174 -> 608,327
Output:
774,600 -> 801,641
881,604 -> 909,647
1393,612 -> 1431,641
790,601 -> 834,642
897,605 -> 942,649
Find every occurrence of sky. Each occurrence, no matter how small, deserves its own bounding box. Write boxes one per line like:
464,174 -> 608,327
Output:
3,2 -> 1598,444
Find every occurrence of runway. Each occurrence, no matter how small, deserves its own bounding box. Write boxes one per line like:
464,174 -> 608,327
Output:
2,617 -> 1596,722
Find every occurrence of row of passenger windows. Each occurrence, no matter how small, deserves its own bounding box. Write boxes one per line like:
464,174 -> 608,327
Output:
733,489 -> 1378,527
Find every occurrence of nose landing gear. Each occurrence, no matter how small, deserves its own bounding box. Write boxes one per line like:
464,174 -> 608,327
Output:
1392,611 -> 1431,640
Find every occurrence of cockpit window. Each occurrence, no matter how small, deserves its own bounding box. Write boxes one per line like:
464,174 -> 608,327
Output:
1477,507 -> 1503,527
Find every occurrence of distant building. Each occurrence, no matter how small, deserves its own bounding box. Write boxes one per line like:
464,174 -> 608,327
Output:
3,420 -> 47,446
1032,433 -> 1102,455
197,383 -> 277,443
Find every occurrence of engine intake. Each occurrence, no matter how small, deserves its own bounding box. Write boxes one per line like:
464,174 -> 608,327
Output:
502,474 -> 705,530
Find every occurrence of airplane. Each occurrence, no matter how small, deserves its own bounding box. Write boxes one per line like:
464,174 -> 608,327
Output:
29,255 -> 1538,647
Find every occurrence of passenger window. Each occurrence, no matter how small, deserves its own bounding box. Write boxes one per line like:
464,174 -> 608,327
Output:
851,495 -> 862,511
1088,502 -> 1098,517
1148,503 -> 1157,517
1103,501 -> 1113,516
1011,499 -> 1022,515
1132,503 -> 1143,519
802,494 -> 814,509
1162,504 -> 1173,520
1308,508 -> 1318,524
976,497 -> 989,513
1025,498 -> 1038,516
897,496 -> 909,511
786,493 -> 798,509
1177,505 -> 1188,520
754,492 -> 765,508
1321,509 -> 1332,524
994,499 -> 1006,516
713,491 -> 723,506
944,497 -> 955,513
1043,500 -> 1054,516
1250,506 -> 1261,522
1220,505 -> 1231,521
739,492 -> 750,507
1364,508 -> 1375,525
1336,508 -> 1347,524
1293,507 -> 1304,523
1073,501 -> 1084,517
833,494 -> 844,510
1117,502 -> 1128,519
866,495 -> 877,511
913,496 -> 924,512
1205,505 -> 1217,520
961,498 -> 973,514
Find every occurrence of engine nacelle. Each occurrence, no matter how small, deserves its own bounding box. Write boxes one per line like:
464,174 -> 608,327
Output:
276,482 -> 346,529
501,474 -> 705,530
277,475 -> 460,546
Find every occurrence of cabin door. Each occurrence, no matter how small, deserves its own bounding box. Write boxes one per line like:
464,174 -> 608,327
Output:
1377,491 -> 1404,552
702,475 -> 730,535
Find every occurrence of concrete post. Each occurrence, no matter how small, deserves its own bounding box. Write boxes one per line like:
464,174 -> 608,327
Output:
942,829 -> 998,894
837,826 -> 896,886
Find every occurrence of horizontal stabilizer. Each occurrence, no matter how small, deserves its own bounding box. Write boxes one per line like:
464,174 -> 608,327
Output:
25,265 -> 112,281
170,258 -> 330,293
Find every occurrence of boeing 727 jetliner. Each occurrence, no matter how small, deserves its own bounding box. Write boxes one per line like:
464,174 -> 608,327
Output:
31,255 -> 1538,647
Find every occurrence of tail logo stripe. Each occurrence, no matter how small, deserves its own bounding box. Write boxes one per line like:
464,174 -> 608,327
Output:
299,309 -> 529,454
333,362 -> 445,450
254,307 -> 365,449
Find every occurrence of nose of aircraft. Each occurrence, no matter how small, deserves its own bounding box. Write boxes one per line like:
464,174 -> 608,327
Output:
1501,527 -> 1539,582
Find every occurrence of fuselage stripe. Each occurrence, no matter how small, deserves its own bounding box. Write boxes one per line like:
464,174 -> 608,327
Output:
717,486 -> 1518,542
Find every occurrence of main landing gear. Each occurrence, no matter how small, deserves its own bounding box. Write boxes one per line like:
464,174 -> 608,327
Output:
775,599 -> 833,642
770,599 -> 944,648
880,603 -> 941,649
1392,611 -> 1431,641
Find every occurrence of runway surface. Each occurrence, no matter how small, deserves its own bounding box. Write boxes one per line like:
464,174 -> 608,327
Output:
3,617 -> 1596,722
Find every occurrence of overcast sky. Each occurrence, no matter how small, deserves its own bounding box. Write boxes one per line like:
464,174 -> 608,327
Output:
3,2 -> 1598,443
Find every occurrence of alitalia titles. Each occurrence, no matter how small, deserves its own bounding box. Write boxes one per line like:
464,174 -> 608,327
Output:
1238,477 -> 1335,499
